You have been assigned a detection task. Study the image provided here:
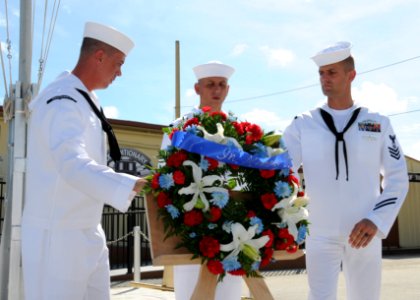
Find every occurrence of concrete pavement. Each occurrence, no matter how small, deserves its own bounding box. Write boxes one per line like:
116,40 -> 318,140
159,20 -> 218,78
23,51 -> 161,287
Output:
111,253 -> 420,299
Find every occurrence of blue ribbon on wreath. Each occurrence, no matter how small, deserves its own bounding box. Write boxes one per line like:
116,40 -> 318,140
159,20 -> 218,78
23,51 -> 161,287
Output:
171,131 -> 292,170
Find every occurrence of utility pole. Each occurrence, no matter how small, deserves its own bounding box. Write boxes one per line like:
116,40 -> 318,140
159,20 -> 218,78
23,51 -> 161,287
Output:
175,40 -> 180,119
0,1 -> 33,299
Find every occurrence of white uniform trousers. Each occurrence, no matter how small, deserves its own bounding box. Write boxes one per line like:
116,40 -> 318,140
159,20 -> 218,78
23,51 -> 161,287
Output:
174,264 -> 243,300
305,234 -> 381,300
22,224 -> 111,300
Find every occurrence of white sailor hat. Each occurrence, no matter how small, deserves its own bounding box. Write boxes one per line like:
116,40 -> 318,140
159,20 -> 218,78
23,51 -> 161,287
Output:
83,21 -> 134,56
193,61 -> 235,80
311,41 -> 352,67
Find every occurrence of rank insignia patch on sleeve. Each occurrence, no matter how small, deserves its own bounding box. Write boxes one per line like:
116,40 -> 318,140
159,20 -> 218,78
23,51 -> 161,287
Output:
388,135 -> 401,160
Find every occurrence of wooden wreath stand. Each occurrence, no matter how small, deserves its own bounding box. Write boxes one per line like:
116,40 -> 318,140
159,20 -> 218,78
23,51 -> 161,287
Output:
144,193 -> 304,300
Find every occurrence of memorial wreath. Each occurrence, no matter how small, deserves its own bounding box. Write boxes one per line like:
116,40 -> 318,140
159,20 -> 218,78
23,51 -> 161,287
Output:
144,106 -> 309,279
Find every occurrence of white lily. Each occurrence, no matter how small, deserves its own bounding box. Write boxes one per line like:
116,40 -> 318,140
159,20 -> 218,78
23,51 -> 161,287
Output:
272,182 -> 309,240
197,123 -> 243,150
178,160 -> 227,212
220,223 -> 269,261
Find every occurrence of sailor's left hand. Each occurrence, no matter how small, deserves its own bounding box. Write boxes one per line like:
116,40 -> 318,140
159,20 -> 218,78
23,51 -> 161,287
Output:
348,219 -> 378,249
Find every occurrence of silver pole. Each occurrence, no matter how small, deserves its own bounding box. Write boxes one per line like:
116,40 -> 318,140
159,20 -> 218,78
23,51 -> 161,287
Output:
0,1 -> 32,299
175,40 -> 180,119
134,226 -> 141,282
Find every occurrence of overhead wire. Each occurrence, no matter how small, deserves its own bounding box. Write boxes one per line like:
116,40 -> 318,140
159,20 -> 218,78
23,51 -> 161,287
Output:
37,0 -> 61,91
1,0 -> 13,98
180,55 -> 420,117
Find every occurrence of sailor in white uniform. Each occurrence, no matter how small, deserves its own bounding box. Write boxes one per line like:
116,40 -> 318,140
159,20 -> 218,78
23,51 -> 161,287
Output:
282,41 -> 409,300
162,61 -> 243,300
21,22 -> 147,300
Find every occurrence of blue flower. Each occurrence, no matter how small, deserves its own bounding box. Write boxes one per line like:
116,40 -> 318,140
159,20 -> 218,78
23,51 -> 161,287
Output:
274,181 -> 292,198
189,232 -> 197,238
210,191 -> 229,208
250,217 -> 264,234
159,173 -> 174,190
193,107 -> 204,115
251,261 -> 260,271
199,157 -> 209,171
222,257 -> 241,272
208,223 -> 217,230
222,221 -> 233,233
185,124 -> 199,135
227,114 -> 237,122
165,204 -> 180,219
296,224 -> 307,245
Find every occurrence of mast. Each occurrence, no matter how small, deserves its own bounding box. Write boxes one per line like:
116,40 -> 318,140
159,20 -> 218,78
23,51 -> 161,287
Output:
175,40 -> 180,119
0,0 -> 33,299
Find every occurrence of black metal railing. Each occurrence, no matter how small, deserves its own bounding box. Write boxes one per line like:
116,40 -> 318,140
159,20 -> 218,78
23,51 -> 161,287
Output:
0,181 -> 6,243
102,195 -> 152,272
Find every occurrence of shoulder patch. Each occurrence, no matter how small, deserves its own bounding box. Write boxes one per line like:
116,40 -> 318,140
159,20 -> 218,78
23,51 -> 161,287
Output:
46,95 -> 77,104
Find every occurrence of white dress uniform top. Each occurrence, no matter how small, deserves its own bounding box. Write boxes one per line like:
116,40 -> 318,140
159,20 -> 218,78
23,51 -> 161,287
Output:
22,22 -> 137,300
283,104 -> 409,300
282,41 -> 409,300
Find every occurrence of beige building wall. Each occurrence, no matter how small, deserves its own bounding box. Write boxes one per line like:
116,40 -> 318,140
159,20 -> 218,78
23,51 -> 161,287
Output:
398,156 -> 420,248
0,117 -> 9,181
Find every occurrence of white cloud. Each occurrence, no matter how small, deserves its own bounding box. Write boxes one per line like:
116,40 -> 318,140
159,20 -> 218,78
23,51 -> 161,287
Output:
352,81 -> 408,115
259,46 -> 295,68
231,43 -> 248,57
185,88 -> 195,98
240,108 -> 290,131
103,106 -> 119,119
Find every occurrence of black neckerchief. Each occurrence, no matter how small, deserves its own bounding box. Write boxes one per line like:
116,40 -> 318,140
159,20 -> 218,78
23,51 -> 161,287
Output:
319,107 -> 361,181
76,88 -> 121,162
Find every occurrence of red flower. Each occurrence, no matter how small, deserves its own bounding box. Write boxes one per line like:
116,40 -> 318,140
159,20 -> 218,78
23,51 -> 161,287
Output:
262,229 -> 274,248
201,106 -> 212,112
199,236 -> 220,258
210,111 -> 227,120
260,169 -> 275,179
260,193 -> 278,210
206,157 -> 219,171
297,191 -> 305,197
286,243 -> 298,253
209,207 -> 222,222
167,151 -> 188,167
245,124 -> 263,144
156,192 -> 172,208
183,117 -> 199,129
247,210 -> 256,218
228,164 -> 239,170
275,228 -> 295,250
173,170 -> 186,185
228,269 -> 246,276
278,228 -> 291,238
232,122 -> 245,135
183,210 -> 204,227
151,173 -> 160,189
288,175 -> 300,186
207,260 -> 224,275
260,247 -> 274,267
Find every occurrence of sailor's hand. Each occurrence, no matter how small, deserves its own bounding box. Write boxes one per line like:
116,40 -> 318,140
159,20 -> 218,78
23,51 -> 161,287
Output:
348,219 -> 378,249
133,178 -> 148,193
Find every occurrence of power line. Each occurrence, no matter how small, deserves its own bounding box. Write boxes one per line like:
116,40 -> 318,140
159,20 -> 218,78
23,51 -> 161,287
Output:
388,109 -> 420,117
225,55 -> 420,103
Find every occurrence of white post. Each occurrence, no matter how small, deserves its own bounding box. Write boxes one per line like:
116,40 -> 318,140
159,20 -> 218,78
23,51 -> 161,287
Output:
133,226 -> 141,282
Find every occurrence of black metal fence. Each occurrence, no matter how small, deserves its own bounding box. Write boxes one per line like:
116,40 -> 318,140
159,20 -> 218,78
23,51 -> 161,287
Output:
102,195 -> 152,272
0,181 -> 5,242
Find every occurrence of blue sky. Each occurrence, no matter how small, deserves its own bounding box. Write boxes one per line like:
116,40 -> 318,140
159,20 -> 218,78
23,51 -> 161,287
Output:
1,0 -> 420,160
